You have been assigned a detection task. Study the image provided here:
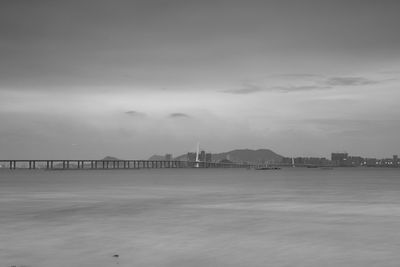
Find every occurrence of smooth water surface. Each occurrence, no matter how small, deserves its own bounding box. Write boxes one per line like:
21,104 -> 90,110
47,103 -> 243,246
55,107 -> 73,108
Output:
1,168 -> 400,266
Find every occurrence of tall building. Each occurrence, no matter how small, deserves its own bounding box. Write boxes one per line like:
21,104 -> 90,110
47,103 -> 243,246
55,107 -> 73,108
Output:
199,150 -> 206,161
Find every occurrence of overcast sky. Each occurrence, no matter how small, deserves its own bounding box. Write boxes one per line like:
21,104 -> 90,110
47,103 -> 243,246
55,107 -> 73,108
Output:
1,0 -> 400,159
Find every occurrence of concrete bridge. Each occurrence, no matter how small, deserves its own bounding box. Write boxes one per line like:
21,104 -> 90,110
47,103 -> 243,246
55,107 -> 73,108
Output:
0,160 -> 255,170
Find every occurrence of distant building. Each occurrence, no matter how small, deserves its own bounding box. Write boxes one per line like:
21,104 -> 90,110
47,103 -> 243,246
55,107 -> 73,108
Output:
380,158 -> 394,167
331,153 -> 348,166
165,154 -> 172,161
187,152 -> 196,162
187,150 -> 212,162
199,150 -> 206,161
366,158 -> 378,167
219,159 -> 233,164
280,153 -> 398,168
280,157 -> 331,167
347,156 -> 364,167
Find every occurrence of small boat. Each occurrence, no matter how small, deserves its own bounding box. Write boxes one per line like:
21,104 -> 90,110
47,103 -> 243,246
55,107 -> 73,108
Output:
255,163 -> 281,170
255,166 -> 281,170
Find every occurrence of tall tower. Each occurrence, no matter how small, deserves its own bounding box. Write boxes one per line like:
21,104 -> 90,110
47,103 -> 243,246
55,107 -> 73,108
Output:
194,142 -> 200,168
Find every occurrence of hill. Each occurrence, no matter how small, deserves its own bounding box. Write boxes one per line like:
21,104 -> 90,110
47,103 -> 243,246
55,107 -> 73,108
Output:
211,149 -> 283,163
148,155 -> 167,161
101,156 -> 122,161
172,149 -> 283,164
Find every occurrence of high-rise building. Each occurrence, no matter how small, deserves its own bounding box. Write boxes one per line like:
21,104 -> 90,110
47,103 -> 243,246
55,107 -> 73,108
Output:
199,150 -> 206,161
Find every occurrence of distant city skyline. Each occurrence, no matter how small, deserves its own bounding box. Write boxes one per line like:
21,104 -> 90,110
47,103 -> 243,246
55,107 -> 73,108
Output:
1,1 -> 400,159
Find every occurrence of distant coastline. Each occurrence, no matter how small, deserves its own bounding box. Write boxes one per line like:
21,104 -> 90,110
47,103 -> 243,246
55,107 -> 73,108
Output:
149,149 -> 400,168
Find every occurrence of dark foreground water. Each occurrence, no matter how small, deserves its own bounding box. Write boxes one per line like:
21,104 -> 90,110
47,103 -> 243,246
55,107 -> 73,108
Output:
1,168 -> 399,267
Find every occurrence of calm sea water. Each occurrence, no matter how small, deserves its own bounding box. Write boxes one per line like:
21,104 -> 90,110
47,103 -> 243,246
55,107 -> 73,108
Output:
1,168 -> 399,267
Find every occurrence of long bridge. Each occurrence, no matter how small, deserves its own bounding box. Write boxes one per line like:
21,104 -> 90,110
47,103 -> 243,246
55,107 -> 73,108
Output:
0,160 -> 255,170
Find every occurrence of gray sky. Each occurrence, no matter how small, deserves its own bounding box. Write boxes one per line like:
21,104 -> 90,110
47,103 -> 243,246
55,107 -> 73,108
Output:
1,0 -> 400,159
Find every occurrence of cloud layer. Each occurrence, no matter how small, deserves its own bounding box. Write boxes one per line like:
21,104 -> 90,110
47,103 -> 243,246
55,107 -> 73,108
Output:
325,77 -> 378,86
169,113 -> 191,118
224,76 -> 384,94
124,110 -> 146,117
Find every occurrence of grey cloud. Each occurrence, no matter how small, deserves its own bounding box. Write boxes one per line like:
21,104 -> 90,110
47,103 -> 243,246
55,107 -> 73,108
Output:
223,84 -> 265,94
274,85 -> 331,92
302,118 -> 400,136
224,84 -> 330,94
325,77 -> 378,86
225,75 -> 381,95
271,73 -> 323,79
378,70 -> 400,74
169,113 -> 190,118
124,110 -> 146,117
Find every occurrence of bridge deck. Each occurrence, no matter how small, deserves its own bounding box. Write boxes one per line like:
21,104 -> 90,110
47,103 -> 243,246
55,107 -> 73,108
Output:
0,160 -> 255,170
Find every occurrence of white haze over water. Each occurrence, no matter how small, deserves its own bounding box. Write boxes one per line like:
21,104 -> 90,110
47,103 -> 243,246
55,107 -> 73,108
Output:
1,168 -> 400,267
